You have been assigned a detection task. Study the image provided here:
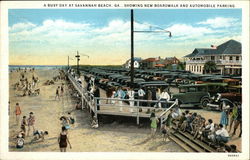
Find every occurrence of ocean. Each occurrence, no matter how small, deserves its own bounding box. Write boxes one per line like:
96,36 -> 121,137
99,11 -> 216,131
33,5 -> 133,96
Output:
9,65 -> 67,70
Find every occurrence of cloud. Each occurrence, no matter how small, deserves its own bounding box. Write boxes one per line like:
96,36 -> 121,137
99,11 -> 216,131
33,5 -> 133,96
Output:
166,24 -> 214,38
9,22 -> 36,32
197,17 -> 239,28
9,18 -> 241,65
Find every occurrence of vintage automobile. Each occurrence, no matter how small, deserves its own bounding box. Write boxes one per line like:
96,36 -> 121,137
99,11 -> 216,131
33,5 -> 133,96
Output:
171,83 -> 228,108
207,85 -> 242,110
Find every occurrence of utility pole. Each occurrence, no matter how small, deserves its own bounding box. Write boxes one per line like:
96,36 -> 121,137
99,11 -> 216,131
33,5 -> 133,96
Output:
130,9 -> 134,88
67,56 -> 69,70
75,51 -> 80,75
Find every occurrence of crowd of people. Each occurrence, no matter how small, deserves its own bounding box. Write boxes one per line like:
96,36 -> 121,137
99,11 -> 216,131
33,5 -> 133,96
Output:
15,107 -> 49,149
159,102 -> 242,152
13,69 -> 40,97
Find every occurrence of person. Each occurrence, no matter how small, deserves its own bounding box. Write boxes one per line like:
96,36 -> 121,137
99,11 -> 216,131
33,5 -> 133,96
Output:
161,122 -> 168,142
60,116 -> 70,130
115,87 -> 126,112
61,83 -> 64,97
58,126 -> 72,152
32,130 -> 49,142
220,107 -> 229,129
232,103 -> 242,137
202,119 -> 214,139
230,145 -> 238,152
93,86 -> 100,110
16,131 -> 25,149
27,112 -> 35,136
138,87 -> 146,106
228,102 -> 238,133
127,87 -> 135,112
146,89 -> 153,113
14,103 -> 21,125
75,101 -> 82,110
77,77 -> 82,84
55,86 -> 60,100
151,88 -> 157,107
159,89 -> 170,108
150,112 -> 159,138
91,116 -> 99,128
20,116 -> 27,137
215,124 -> 230,144
67,112 -> 75,127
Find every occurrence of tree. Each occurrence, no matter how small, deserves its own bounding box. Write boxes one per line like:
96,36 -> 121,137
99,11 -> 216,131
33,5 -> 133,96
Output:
204,61 -> 217,74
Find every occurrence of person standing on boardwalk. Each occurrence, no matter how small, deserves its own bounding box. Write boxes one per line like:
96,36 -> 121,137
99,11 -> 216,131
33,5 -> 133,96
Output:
55,86 -> 60,100
138,87 -> 146,106
58,126 -> 72,152
146,89 -> 152,113
220,103 -> 229,129
127,87 -> 135,112
93,86 -> 100,110
27,112 -> 35,136
115,87 -> 126,112
14,103 -> 21,125
150,112 -> 159,138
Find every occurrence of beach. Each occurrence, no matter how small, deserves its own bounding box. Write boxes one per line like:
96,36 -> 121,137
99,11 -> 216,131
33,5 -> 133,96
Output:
9,69 -> 184,152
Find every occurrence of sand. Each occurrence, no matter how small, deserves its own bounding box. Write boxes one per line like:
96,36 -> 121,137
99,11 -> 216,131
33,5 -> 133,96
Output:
8,69 -> 184,152
9,69 -> 241,152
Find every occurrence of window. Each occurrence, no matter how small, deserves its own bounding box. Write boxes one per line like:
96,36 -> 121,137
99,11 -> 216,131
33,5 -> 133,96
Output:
187,87 -> 196,92
230,56 -> 233,60
180,88 -> 187,93
211,56 -> 215,60
200,66 -> 202,72
236,56 -> 239,61
220,56 -> 222,59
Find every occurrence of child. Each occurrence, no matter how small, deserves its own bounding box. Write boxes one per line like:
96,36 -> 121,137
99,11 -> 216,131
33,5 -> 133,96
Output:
91,116 -> 99,129
16,131 -> 25,149
161,122 -> 168,142
150,112 -> 159,138
60,116 -> 70,130
32,130 -> 49,142
67,112 -> 75,127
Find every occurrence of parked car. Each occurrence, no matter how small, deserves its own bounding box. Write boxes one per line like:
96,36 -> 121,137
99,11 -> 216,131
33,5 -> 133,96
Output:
171,83 -> 228,108
207,85 -> 242,110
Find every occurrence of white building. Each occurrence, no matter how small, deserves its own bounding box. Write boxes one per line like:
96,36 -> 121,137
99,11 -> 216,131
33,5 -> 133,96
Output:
124,57 -> 142,69
184,40 -> 241,75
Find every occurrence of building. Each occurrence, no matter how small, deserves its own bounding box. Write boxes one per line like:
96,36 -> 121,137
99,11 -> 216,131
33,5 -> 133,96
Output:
140,57 -> 165,69
124,57 -> 142,69
184,39 -> 241,75
164,56 -> 180,65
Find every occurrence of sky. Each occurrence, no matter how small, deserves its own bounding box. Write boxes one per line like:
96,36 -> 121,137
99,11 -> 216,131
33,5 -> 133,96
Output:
9,9 -> 242,65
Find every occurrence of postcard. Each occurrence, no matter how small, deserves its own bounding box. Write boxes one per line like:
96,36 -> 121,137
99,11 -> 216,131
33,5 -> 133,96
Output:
0,0 -> 249,160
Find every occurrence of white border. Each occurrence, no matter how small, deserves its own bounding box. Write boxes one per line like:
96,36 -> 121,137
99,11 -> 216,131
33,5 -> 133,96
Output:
0,1 -> 249,160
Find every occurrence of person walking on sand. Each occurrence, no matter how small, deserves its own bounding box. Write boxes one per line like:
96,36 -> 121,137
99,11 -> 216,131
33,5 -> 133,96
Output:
58,126 -> 72,152
20,116 -> 27,137
27,112 -> 35,136
150,112 -> 159,138
61,83 -> 64,97
55,86 -> 60,100
14,103 -> 21,125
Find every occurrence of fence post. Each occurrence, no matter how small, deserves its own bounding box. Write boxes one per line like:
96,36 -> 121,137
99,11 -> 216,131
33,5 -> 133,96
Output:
94,97 -> 98,118
81,94 -> 84,110
136,99 -> 140,125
